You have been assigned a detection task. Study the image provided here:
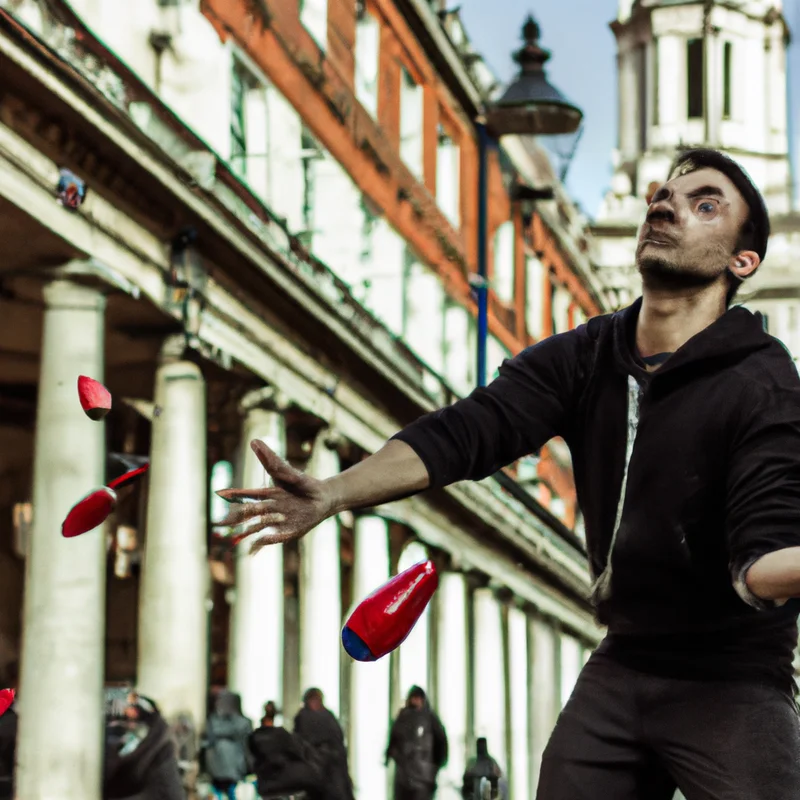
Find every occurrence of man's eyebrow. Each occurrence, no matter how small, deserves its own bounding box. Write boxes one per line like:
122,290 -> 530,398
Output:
685,184 -> 726,200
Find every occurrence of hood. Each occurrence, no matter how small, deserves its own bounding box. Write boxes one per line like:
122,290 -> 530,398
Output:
214,690 -> 242,717
405,685 -> 429,708
613,297 -> 772,382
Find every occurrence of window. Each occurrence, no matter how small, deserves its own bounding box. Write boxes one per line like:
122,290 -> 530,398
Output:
436,125 -> 460,226
355,3 -> 380,116
487,336 -> 511,381
653,38 -> 660,126
300,128 -> 322,241
299,0 -> 328,49
493,221 -> 515,304
525,256 -> 545,340
230,63 -> 248,177
400,67 -> 424,179
723,41 -> 733,120
687,38 -> 704,119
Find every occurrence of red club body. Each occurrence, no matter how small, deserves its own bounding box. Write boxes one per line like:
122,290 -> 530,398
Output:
62,487 -> 117,538
342,560 -> 439,662
77,375 -> 112,420
107,464 -> 149,491
0,689 -> 15,717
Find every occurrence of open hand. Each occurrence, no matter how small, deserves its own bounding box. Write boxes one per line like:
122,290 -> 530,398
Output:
216,440 -> 336,554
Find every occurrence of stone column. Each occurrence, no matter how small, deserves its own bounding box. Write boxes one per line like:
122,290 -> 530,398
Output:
435,571 -> 469,800
137,350 -> 209,729
228,405 -> 286,725
299,434 -> 341,715
529,616 -> 558,794
16,281 -> 107,800
508,607 -> 530,800
472,588 -> 506,769
397,541 -> 431,697
349,515 -> 391,800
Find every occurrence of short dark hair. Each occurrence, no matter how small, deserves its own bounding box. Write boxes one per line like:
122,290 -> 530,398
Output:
669,148 -> 770,305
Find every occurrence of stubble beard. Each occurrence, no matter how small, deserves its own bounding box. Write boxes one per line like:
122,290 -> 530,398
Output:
637,254 -> 721,291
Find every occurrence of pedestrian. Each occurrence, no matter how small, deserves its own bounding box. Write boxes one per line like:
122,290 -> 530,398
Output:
249,700 -> 322,799
0,662 -> 18,800
293,688 -> 354,800
201,690 -> 253,800
461,738 -> 506,800
386,686 -> 448,800
103,690 -> 184,800
218,146 -> 800,799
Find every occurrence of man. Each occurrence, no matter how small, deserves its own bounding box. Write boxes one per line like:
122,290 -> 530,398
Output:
461,738 -> 505,800
386,686 -> 448,800
103,690 -> 184,800
217,148 -> 800,799
248,701 -> 322,799
293,689 -> 354,800
201,690 -> 253,800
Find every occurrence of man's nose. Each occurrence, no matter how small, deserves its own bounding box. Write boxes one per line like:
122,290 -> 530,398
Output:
646,189 -> 676,224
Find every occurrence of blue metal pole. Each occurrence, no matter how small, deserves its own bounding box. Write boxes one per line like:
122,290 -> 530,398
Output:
476,121 -> 489,388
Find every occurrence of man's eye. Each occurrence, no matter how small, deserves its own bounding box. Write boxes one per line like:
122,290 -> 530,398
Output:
697,201 -> 717,213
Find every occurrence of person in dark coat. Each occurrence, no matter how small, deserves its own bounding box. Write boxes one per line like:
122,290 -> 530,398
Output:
103,691 -> 184,800
293,688 -> 354,800
0,662 -> 18,800
201,690 -> 253,800
386,686 -> 448,800
461,738 -> 506,800
249,701 -> 322,799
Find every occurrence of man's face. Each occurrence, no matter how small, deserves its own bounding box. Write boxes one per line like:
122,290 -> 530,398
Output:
409,694 -> 423,709
636,166 -> 751,291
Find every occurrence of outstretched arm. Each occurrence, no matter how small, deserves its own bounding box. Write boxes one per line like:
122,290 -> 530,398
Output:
218,331 -> 585,550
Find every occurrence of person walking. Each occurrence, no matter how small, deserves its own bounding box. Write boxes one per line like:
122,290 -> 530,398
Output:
386,686 -> 448,800
461,739 -> 506,800
201,690 -> 253,800
218,147 -> 800,799
102,690 -> 184,800
249,701 -> 322,799
293,688 -> 354,800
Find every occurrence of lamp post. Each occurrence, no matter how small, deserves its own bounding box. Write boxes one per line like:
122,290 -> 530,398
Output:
474,15 -> 583,388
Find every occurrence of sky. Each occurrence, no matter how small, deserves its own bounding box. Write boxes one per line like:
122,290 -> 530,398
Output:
459,0 -> 800,220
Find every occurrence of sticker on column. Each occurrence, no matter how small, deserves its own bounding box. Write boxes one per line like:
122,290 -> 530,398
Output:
342,559 -> 439,662
78,375 -> 112,420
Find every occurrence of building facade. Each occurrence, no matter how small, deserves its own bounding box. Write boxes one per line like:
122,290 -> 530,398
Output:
0,0 -> 607,799
592,0 -> 800,362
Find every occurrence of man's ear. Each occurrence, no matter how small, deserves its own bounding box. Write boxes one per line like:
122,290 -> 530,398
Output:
730,250 -> 760,280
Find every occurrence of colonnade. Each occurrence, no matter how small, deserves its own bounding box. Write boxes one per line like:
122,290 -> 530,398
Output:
14,279 -> 594,800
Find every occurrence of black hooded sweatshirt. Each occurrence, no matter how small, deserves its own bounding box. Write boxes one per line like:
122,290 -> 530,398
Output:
393,299 -> 800,693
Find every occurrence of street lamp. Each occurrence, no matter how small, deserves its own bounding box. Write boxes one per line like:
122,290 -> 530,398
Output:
474,15 -> 583,388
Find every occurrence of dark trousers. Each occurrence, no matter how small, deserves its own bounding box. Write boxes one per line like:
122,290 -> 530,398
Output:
537,652 -> 800,800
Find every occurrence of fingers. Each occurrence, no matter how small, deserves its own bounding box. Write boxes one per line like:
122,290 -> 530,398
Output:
215,500 -> 275,528
249,529 -> 295,554
215,487 -> 273,505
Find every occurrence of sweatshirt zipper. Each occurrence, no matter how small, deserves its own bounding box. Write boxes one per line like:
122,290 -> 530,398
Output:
591,374 -> 643,604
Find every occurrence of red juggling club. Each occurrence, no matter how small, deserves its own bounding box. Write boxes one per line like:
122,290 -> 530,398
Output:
342,559 -> 439,662
77,375 -> 112,420
0,689 -> 15,718
62,487 -> 117,538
